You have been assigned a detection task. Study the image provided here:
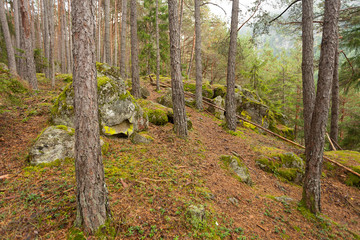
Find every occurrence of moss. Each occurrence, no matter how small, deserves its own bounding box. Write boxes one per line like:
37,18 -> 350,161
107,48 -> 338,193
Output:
147,109 -> 168,125
55,74 -> 73,83
51,82 -> 73,116
255,156 -> 279,173
183,82 -> 214,99
101,141 -> 110,155
213,85 -> 226,98
97,76 -> 112,89
103,126 -> 117,135
277,168 -> 299,182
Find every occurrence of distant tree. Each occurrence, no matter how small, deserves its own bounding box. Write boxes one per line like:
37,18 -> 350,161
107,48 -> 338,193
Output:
19,0 -> 38,89
194,0 -> 203,110
155,0 -> 160,91
168,0 -> 188,138
71,0 -> 111,233
0,0 -> 17,73
225,0 -> 239,131
130,0 -> 140,98
120,0 -> 127,78
302,0 -> 340,214
104,0 -> 111,64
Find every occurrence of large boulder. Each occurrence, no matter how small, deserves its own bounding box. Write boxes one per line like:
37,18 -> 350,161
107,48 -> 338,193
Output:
207,96 -> 225,120
51,74 -> 148,137
29,126 -> 75,165
137,99 -> 173,126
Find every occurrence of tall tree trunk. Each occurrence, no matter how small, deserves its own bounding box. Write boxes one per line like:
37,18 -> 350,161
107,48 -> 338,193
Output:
302,0 -> 340,214
65,3 -> 71,73
42,0 -> 49,77
155,0 -> 160,91
301,0 -> 315,149
30,1 -> 36,48
0,0 -> 17,73
71,0 -> 111,233
13,0 -> 20,51
114,0 -> 118,67
19,0 -> 38,89
120,0 -> 127,78
97,0 -> 102,62
130,0 -> 140,98
225,0 -> 239,131
58,0 -> 66,73
36,0 -> 41,49
168,0 -> 188,138
194,0 -> 202,110
68,0 -> 73,69
186,31 -> 195,77
330,40 -> 340,146
104,0 -> 110,64
48,0 -> 55,87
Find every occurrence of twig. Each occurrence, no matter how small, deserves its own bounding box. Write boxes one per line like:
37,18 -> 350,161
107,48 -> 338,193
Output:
269,0 -> 301,24
200,2 -> 226,15
237,2 -> 261,32
326,133 -> 336,151
331,137 -> 343,150
256,224 -> 267,231
0,174 -> 10,180
141,178 -> 172,182
339,50 -> 355,91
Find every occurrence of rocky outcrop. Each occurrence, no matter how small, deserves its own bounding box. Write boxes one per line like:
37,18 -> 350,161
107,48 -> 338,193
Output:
51,68 -> 148,137
220,155 -> 252,185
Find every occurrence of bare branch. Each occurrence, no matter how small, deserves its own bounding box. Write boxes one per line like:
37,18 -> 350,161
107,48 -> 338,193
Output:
237,1 -> 261,32
200,2 -> 226,15
269,0 -> 301,24
279,20 -> 323,25
339,50 -> 356,91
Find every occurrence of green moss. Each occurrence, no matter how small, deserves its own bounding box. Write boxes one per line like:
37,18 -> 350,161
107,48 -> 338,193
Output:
103,126 -> 117,135
51,82 -> 72,116
147,109 -> 168,125
213,84 -> 226,98
183,82 -> 214,99
55,74 -> 73,82
101,141 -> 110,155
0,68 -> 29,106
97,76 -> 112,89
277,168 -> 299,182
255,156 -> 279,173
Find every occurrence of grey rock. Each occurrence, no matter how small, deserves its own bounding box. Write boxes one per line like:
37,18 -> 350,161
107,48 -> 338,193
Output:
274,196 -> 294,203
29,126 -> 75,165
187,205 -> 206,228
228,197 -> 239,205
140,86 -> 150,99
157,88 -> 173,108
130,132 -> 153,144
208,96 -> 225,120
221,155 -> 252,185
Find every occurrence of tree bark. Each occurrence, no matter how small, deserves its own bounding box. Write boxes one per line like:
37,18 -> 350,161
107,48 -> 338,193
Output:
42,0 -> 49,77
0,0 -> 17,73
130,0 -> 140,98
225,0 -> 239,131
19,0 -> 38,89
301,0 -> 315,149
155,0 -> 160,91
120,0 -> 127,78
97,0 -> 102,62
58,0 -> 66,73
302,0 -> 340,214
330,38 -> 340,146
48,0 -> 55,87
104,0 -> 110,64
114,0 -> 118,67
168,0 -> 188,138
13,0 -> 20,50
65,2 -> 71,74
71,0 -> 111,233
194,0 -> 203,110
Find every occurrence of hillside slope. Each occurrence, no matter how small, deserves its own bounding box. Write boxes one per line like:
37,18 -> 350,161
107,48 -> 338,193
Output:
0,74 -> 359,239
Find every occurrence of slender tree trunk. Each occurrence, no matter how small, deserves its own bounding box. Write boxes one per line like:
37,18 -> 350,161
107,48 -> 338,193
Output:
168,0 -> 188,138
30,2 -> 36,48
58,0 -> 66,73
194,0 -> 203,110
97,0 -> 102,62
114,0 -> 118,67
36,0 -> 41,49
13,0 -> 20,51
120,0 -> 127,78
302,0 -> 340,214
42,0 -> 50,77
68,0 -> 73,69
155,0 -> 160,91
104,0 -> 110,64
130,0 -> 140,98
48,0 -> 55,87
330,40 -> 340,146
71,0 -> 111,233
225,0 -> 239,131
65,3 -> 71,73
186,31 -> 195,77
0,0 -> 17,73
19,0 -> 38,89
301,0 -> 315,148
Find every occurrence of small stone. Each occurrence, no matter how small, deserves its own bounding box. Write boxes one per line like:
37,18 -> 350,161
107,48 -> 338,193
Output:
229,197 -> 239,205
130,132 -> 154,144
274,196 -> 294,203
187,205 -> 206,228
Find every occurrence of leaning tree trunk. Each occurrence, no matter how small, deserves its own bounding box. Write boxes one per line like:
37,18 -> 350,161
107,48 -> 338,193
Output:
194,0 -> 203,110
104,0 -> 111,64
130,0 -> 140,98
155,0 -> 160,91
302,0 -> 340,214
0,0 -> 17,73
225,0 -> 239,131
330,36 -> 340,147
120,0 -> 127,78
71,0 -> 111,234
301,0 -> 315,149
19,0 -> 38,89
168,0 -> 188,138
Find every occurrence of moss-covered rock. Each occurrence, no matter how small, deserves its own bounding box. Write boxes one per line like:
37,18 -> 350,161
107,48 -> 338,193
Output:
255,152 -> 304,185
138,99 -> 173,126
212,84 -> 226,98
130,132 -> 154,144
207,96 -> 225,120
55,74 -> 73,83
183,82 -> 214,99
220,155 -> 252,185
51,72 -> 148,136
157,88 -> 173,108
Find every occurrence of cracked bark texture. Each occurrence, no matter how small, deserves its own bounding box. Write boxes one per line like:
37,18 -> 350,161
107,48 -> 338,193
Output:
168,0 -> 188,138
72,0 -> 111,233
194,0 -> 203,110
302,0 -> 340,214
225,0 -> 239,131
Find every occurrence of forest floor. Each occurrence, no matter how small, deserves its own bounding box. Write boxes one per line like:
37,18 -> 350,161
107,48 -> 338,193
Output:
0,75 -> 360,239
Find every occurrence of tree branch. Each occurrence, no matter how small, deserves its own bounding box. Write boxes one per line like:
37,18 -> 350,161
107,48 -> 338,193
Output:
339,50 -> 355,91
237,1 -> 261,32
269,0 -> 301,24
200,2 -> 226,15
279,20 -> 323,25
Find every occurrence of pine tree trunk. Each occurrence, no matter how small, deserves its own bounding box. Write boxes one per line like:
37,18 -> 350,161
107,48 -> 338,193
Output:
65,4 -> 71,74
155,0 -> 160,91
19,0 -> 38,89
302,0 -> 340,214
104,0 -> 110,64
194,0 -> 203,110
36,0 -> 42,49
130,0 -> 140,98
43,0 -> 50,77
330,40 -> 340,146
58,0 -> 66,73
225,0 -> 239,131
301,0 -> 315,148
68,0 -> 73,69
114,0 -> 118,67
120,0 -> 127,78
48,0 -> 55,87
30,2 -> 36,48
13,0 -> 20,51
97,0 -> 102,62
0,0 -> 17,73
168,0 -> 188,138
71,0 -> 111,233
